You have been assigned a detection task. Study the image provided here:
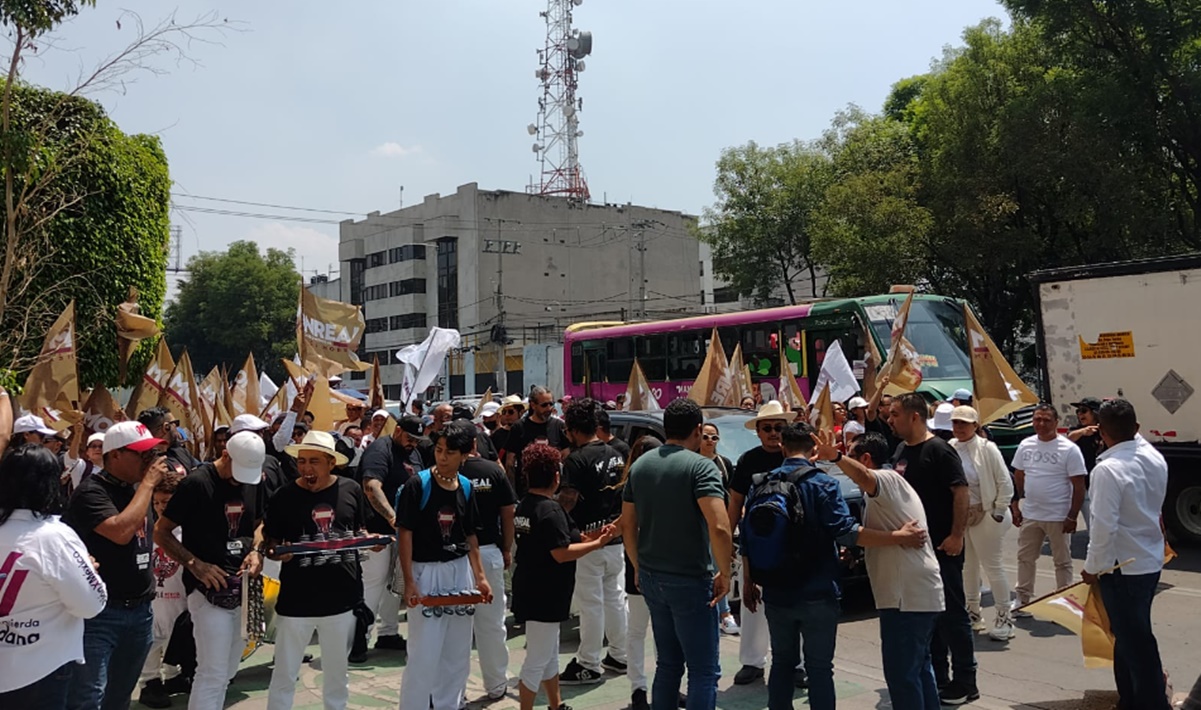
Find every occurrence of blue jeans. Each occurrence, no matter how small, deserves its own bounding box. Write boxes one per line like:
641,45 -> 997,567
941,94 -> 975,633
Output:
1098,570 -> 1169,710
67,602 -> 154,710
879,609 -> 941,710
716,594 -> 731,617
0,660 -> 75,709
764,596 -> 840,710
639,568 -> 720,710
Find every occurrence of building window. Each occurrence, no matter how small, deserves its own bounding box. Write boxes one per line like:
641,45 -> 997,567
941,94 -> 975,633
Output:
389,313 -> 427,330
388,278 -> 427,297
348,259 -> 366,306
389,244 -> 427,263
365,317 -> 388,334
714,286 -> 740,304
436,237 -> 458,329
367,251 -> 386,268
699,260 -> 704,277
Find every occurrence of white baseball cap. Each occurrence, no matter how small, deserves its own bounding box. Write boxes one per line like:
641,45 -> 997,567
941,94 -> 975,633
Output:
226,431 -> 265,485
847,396 -> 870,410
480,401 -> 501,418
103,421 -> 165,455
87,432 -> 106,447
14,414 -> 57,437
229,414 -> 270,435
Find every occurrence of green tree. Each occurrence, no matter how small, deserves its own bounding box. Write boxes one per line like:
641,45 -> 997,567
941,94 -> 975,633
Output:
164,241 -> 300,382
699,141 -> 832,305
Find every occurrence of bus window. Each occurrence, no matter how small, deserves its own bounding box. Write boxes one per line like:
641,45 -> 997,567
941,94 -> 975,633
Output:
570,340 -> 606,385
606,337 -> 634,383
715,327 -> 739,355
636,334 -> 667,381
740,323 -> 779,378
866,299 -> 970,381
570,342 -> 585,384
668,330 -> 704,380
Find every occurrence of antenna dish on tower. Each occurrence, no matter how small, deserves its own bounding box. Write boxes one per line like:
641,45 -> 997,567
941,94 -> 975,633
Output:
527,124 -> 538,135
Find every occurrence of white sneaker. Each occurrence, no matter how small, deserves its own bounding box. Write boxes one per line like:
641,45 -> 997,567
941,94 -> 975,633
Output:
720,614 -> 740,635
969,610 -> 986,632
989,614 -> 1015,641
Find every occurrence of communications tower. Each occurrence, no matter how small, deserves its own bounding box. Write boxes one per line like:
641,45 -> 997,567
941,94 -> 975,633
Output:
527,0 -> 593,201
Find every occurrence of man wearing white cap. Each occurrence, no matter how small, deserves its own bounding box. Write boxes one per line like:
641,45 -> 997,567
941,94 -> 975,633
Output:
152,431 -> 268,710
264,431 -> 373,710
64,420 -> 168,710
230,414 -> 290,499
14,412 -> 58,445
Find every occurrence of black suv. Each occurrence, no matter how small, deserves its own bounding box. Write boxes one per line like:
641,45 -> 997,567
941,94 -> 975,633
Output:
606,408 -> 869,595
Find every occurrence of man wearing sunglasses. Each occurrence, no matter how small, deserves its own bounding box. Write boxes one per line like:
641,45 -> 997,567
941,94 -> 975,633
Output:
726,401 -> 806,689
504,386 -> 568,495
139,406 -> 201,478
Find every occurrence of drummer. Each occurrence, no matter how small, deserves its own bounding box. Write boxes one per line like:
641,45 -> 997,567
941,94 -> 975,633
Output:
152,431 -> 268,710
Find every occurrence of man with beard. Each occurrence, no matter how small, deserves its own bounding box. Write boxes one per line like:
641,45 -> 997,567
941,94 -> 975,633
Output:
151,432 -> 268,710
264,431 -> 375,710
505,386 -> 568,495
139,407 -> 202,477
356,413 -> 430,654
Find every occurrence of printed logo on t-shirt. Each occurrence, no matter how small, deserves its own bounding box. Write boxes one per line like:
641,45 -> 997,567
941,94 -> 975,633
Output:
311,504 -> 335,535
224,501 -> 245,539
1020,450 -> 1061,465
437,507 -> 455,542
894,458 -> 908,477
514,515 -> 531,535
153,548 -> 180,590
0,551 -> 28,615
472,478 -> 493,493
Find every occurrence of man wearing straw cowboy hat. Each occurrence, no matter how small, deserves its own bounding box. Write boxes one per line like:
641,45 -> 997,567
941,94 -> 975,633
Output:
726,401 -> 807,689
263,430 -> 375,710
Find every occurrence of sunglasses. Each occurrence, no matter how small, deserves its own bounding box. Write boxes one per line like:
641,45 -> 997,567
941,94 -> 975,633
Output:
501,408 -> 519,415
702,434 -> 720,442
536,401 -> 555,409
757,424 -> 785,434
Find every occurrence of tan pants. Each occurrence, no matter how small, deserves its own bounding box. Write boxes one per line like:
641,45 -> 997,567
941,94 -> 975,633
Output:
1015,519 -> 1074,604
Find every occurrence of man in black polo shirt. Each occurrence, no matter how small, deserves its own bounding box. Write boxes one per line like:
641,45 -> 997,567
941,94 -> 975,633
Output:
357,414 -> 427,653
505,386 -> 568,494
151,431 -> 267,710
888,392 -> 977,706
558,398 -> 628,685
460,424 -> 518,700
65,421 -> 167,710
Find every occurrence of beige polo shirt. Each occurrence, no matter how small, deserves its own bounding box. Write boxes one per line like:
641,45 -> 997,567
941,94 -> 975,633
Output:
862,469 -> 945,613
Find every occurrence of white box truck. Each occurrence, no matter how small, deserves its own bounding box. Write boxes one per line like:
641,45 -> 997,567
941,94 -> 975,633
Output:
1031,255 -> 1201,544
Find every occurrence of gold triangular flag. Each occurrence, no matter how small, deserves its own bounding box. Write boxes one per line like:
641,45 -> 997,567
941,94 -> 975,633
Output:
778,346 -> 806,411
82,384 -> 123,435
231,353 -> 261,417
116,287 -> 160,385
728,344 -> 753,404
126,338 -> 175,419
297,288 -> 372,378
624,359 -> 661,411
811,381 -> 834,431
688,327 -> 737,406
879,289 -> 923,394
22,301 -> 79,419
964,305 -> 1038,425
473,387 -> 493,418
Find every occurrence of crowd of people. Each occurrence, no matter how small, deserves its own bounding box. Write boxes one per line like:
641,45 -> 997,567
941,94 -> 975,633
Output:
0,376 -> 1190,710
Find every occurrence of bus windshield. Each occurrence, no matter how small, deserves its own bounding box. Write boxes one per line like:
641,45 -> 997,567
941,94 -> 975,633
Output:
866,298 -> 970,381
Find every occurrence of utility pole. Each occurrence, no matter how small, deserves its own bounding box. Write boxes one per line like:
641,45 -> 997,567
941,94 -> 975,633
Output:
630,219 -> 659,319
483,224 -> 521,394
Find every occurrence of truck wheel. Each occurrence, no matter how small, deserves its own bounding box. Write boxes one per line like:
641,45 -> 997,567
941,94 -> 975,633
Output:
1165,480 -> 1201,546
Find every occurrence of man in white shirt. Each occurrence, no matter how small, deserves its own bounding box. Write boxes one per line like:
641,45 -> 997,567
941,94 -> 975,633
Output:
1081,399 -> 1170,710
1010,404 -> 1087,611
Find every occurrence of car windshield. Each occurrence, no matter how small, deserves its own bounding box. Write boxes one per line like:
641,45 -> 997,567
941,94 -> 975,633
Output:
865,298 -> 971,381
705,413 -> 763,461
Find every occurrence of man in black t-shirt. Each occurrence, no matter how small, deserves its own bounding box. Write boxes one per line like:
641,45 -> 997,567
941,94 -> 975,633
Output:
513,443 -> 615,710
888,393 -> 977,705
153,431 -> 267,708
726,401 -> 798,687
460,428 -> 518,700
504,386 -> 569,494
357,418 -> 425,653
558,398 -> 628,685
263,431 -> 375,710
139,406 -> 202,477
491,395 -> 526,465
64,421 -> 167,710
597,409 -> 631,460
397,422 -> 494,710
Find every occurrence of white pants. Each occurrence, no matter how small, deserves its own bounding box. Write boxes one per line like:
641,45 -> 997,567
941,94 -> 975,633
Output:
519,620 -> 561,693
139,597 -> 186,687
964,509 -> 1013,616
362,541 -> 401,637
267,611 -> 355,710
399,556 -> 475,710
627,594 -> 652,692
740,597 -> 803,669
473,545 -> 509,695
573,545 -> 628,671
186,591 -> 246,710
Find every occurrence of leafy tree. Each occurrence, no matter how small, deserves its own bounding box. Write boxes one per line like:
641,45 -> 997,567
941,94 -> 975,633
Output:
699,141 -> 832,305
164,241 -> 300,382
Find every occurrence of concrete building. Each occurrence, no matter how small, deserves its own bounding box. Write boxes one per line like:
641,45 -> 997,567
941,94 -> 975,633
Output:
327,183 -> 707,399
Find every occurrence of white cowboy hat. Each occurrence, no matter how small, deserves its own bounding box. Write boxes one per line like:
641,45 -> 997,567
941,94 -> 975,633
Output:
285,430 -> 349,467
744,400 -> 798,430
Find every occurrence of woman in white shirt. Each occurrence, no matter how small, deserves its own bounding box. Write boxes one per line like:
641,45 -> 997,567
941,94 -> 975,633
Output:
0,445 -> 109,708
950,406 -> 1016,643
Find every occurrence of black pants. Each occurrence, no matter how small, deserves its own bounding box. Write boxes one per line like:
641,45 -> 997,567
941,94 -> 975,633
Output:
1098,570 -> 1169,710
931,550 -> 977,687
1182,672 -> 1201,710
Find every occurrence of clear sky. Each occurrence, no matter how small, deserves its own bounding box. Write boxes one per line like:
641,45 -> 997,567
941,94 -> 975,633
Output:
22,0 -> 1006,292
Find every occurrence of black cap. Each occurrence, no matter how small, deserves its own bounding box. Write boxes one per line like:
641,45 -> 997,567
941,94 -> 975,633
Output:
1070,397 -> 1102,411
451,403 -> 474,421
398,414 -> 430,444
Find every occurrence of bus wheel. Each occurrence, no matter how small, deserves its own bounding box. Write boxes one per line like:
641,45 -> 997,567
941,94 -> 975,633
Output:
1165,478 -> 1201,546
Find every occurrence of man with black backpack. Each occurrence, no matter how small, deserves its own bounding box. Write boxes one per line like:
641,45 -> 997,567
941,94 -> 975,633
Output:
740,420 -> 859,710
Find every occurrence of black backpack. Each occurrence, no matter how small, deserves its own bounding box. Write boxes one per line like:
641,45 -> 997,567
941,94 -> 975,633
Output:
739,462 -> 821,587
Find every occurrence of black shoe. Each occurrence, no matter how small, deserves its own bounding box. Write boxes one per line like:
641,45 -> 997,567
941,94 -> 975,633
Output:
678,693 -> 687,708
601,654 -> 628,674
794,667 -> 808,689
138,680 -> 172,709
630,689 -> 650,710
559,658 -> 603,685
161,675 -> 192,695
550,705 -> 573,710
938,680 -> 981,706
375,634 -> 407,651
348,649 -> 369,664
733,664 -> 765,685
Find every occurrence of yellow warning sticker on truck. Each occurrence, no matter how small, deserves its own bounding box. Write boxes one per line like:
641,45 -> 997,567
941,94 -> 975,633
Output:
1078,332 -> 1135,359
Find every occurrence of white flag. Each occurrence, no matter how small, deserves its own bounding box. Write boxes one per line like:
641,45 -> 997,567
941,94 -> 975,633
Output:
396,327 -> 461,407
809,340 -> 858,406
259,373 -> 279,410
